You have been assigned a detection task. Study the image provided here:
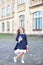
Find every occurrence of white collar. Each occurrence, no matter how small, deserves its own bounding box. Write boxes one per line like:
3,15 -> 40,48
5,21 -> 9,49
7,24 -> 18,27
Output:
20,33 -> 24,34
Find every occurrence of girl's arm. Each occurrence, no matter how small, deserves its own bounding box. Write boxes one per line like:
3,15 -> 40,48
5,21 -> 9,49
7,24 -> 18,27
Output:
25,35 -> 28,52
25,35 -> 28,47
16,34 -> 23,43
16,34 -> 19,41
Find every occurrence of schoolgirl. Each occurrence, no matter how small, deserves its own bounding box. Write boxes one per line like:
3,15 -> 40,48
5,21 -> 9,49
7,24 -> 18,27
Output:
14,27 -> 28,63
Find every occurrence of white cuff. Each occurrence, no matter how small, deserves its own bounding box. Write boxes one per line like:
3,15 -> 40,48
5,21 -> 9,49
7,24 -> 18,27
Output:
26,45 -> 28,48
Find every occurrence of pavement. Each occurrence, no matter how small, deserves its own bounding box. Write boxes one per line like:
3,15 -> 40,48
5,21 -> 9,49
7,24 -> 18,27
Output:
0,38 -> 43,65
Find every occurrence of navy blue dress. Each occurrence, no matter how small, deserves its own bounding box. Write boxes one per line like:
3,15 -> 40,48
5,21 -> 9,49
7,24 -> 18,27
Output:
14,34 -> 28,50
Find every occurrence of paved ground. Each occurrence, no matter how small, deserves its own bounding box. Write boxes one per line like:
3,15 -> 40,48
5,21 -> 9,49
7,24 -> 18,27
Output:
0,38 -> 43,65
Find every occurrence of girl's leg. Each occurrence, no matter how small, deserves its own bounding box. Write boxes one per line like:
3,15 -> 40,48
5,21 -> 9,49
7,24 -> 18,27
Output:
21,53 -> 25,63
14,52 -> 23,62
16,52 -> 23,59
22,53 -> 25,60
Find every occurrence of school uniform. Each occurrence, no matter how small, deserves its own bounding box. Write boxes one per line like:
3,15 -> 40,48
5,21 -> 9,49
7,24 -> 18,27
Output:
14,33 -> 28,54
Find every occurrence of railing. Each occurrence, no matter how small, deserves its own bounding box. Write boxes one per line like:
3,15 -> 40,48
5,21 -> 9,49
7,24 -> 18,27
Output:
29,0 -> 43,7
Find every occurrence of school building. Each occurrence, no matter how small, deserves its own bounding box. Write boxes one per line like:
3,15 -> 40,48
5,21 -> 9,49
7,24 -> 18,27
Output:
0,0 -> 43,35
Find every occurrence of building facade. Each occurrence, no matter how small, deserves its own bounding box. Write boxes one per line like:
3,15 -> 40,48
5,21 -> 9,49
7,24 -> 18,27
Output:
0,0 -> 43,35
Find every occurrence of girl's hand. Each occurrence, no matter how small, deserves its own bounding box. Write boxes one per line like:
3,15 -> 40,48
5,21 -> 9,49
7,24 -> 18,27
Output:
26,48 -> 28,53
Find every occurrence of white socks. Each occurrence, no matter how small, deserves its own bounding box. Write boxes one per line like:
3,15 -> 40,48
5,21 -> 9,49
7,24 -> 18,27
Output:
14,57 -> 17,63
14,57 -> 25,63
21,60 -> 25,63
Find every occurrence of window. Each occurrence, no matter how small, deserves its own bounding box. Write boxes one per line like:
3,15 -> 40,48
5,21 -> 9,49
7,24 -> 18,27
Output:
12,3 -> 15,13
7,22 -> 10,31
2,8 -> 6,17
33,11 -> 42,31
2,0 -> 5,3
12,21 -> 14,31
19,0 -> 25,4
7,5 -> 12,16
2,22 -> 5,32
0,9 -> 1,17
19,15 -> 25,27
13,4 -> 15,13
0,0 -> 5,3
0,0 -> 1,3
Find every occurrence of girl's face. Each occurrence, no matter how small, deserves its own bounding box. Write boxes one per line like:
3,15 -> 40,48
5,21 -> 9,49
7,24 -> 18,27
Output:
19,28 -> 24,33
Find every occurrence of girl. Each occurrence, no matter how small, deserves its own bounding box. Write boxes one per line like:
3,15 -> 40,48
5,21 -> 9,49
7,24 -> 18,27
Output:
14,27 -> 28,63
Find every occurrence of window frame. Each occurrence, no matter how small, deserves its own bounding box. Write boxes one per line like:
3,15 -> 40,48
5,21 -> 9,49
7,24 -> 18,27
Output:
19,0 -> 25,5
2,22 -> 5,32
33,11 -> 42,31
7,21 -> 10,31
19,15 -> 25,27
7,5 -> 12,16
12,21 -> 14,31
1,8 -> 6,17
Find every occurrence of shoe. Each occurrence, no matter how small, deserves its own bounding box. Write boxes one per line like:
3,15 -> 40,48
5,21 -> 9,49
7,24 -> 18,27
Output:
14,57 -> 17,63
21,60 -> 25,63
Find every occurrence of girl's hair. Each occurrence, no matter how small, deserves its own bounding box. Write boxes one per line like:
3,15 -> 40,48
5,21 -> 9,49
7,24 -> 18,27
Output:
17,29 -> 20,35
17,27 -> 25,35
